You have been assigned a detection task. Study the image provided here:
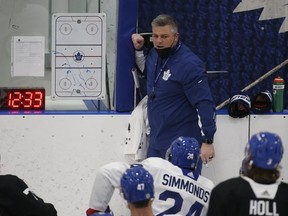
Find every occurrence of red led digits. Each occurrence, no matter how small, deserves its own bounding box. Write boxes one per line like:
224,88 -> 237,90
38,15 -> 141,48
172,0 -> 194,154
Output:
23,91 -> 33,108
33,91 -> 44,108
8,91 -> 21,108
3,88 -> 45,110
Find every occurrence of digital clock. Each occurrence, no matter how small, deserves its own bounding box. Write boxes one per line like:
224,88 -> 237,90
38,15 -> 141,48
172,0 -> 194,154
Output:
0,88 -> 45,110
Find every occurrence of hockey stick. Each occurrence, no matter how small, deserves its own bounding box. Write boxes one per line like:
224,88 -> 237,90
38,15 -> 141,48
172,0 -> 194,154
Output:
131,67 -> 143,107
216,58 -> 288,110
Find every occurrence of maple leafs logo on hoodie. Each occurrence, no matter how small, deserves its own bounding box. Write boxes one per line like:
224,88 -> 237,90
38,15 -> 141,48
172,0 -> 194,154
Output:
233,0 -> 288,33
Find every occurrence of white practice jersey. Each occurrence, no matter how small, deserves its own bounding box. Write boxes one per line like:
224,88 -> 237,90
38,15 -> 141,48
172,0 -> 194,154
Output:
89,157 -> 214,216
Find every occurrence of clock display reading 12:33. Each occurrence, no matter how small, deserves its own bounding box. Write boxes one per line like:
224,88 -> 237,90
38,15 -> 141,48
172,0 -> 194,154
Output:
0,88 -> 45,110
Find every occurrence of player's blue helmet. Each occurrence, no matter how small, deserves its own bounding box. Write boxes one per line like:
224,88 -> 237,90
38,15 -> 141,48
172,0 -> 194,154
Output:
86,207 -> 113,216
120,165 -> 154,203
90,213 -> 113,216
166,136 -> 200,169
245,132 -> 283,169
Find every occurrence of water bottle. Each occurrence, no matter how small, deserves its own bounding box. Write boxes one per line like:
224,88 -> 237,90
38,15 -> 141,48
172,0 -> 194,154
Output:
272,76 -> 285,112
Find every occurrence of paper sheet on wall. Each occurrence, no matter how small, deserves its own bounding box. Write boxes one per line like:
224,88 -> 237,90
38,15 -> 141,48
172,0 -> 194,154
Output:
11,36 -> 45,77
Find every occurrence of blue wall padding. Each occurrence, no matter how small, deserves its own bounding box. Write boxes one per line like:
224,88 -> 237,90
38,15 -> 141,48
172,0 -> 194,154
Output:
115,0 -> 139,112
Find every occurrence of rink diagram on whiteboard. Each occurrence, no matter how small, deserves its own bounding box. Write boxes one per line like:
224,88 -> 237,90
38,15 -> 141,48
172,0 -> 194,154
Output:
51,13 -> 106,100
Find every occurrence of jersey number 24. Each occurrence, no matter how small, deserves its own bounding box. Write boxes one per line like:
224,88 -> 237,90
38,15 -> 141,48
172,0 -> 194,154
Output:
157,190 -> 204,216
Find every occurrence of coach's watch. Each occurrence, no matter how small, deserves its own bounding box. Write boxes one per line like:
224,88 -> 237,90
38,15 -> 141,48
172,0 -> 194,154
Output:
203,139 -> 213,144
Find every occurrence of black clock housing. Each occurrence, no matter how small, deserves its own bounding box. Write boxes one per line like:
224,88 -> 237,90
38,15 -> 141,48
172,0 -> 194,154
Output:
0,87 -> 45,110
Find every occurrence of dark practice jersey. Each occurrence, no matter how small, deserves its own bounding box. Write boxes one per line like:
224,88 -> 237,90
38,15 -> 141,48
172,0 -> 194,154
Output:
0,175 -> 57,216
207,176 -> 288,216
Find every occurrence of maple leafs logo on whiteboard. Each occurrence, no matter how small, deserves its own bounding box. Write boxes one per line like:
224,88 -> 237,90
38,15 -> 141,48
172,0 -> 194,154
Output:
233,0 -> 288,33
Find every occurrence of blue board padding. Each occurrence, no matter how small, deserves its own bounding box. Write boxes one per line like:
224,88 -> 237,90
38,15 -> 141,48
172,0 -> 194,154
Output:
115,0 -> 139,111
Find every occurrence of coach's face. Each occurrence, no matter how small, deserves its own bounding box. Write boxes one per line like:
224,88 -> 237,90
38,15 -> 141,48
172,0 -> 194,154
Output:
152,25 -> 179,49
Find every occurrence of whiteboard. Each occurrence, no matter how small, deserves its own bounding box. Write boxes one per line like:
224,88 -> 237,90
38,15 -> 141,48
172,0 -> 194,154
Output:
51,13 -> 106,100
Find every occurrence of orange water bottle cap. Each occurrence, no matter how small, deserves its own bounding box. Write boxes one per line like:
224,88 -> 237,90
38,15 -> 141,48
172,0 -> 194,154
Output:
274,76 -> 284,83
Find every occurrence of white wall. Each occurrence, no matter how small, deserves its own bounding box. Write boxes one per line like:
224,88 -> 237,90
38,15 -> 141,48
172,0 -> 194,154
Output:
1,113 -> 288,216
202,114 -> 250,184
202,114 -> 288,184
0,114 -> 131,216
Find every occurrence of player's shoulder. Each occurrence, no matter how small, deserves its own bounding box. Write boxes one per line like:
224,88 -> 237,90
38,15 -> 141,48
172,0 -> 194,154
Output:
0,174 -> 24,186
276,182 -> 288,200
143,157 -> 171,166
0,174 -> 28,197
0,174 -> 19,180
197,175 -> 215,189
142,157 -> 180,171
99,161 -> 129,173
221,176 -> 244,184
214,176 -> 246,191
279,181 -> 288,190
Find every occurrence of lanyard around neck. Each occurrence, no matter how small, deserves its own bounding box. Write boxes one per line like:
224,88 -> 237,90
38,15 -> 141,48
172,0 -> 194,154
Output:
149,58 -> 169,102
153,57 -> 170,86
149,42 -> 182,102
153,42 -> 182,86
